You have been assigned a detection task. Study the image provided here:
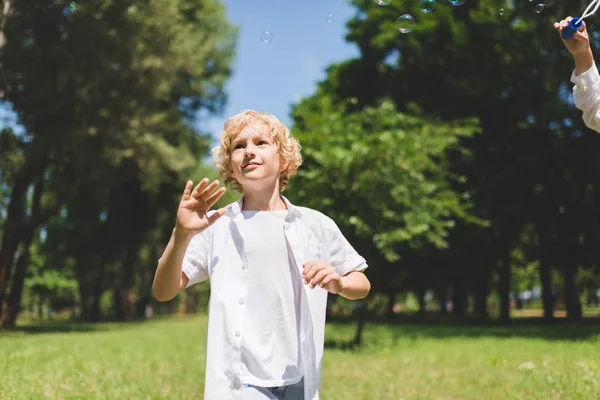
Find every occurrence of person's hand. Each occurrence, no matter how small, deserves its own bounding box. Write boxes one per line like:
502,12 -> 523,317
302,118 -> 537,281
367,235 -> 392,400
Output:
302,261 -> 344,294
175,178 -> 226,236
554,16 -> 591,56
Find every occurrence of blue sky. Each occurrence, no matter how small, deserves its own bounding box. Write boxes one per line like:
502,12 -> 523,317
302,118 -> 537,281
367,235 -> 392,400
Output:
200,0 -> 361,142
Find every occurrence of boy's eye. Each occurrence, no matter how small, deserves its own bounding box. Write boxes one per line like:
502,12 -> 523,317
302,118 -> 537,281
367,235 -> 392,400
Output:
233,144 -> 244,149
258,140 -> 268,145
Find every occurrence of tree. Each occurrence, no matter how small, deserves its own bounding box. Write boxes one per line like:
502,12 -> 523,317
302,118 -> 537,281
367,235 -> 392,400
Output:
0,0 -> 237,325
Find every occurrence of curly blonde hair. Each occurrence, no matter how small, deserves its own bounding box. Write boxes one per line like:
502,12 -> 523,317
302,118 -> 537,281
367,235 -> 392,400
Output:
212,110 -> 303,193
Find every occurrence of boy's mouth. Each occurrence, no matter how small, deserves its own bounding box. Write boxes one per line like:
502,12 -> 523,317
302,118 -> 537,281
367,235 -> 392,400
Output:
242,161 -> 261,169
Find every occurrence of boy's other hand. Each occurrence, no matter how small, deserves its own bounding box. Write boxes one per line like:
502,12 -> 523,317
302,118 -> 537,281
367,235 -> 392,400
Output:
302,261 -> 343,294
554,16 -> 591,56
175,178 -> 226,236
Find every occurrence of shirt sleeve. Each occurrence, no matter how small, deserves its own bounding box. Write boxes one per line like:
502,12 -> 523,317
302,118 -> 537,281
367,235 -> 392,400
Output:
321,215 -> 368,277
181,228 -> 212,288
571,63 -> 600,133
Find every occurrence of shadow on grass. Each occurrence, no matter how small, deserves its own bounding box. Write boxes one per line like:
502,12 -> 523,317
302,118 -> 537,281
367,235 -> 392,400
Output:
0,315 -> 184,337
324,315 -> 600,350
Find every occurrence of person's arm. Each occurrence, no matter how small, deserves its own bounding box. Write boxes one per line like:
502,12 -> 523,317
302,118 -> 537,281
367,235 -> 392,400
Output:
339,271 -> 371,300
555,17 -> 600,132
302,262 -> 371,300
574,48 -> 594,76
152,228 -> 193,302
152,178 -> 226,302
555,16 -> 594,75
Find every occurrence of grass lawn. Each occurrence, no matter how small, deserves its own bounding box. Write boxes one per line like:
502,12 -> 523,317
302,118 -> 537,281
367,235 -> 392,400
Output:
1,315 -> 599,399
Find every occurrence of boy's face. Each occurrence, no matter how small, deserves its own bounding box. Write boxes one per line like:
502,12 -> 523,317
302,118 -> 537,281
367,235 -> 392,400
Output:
230,124 -> 283,192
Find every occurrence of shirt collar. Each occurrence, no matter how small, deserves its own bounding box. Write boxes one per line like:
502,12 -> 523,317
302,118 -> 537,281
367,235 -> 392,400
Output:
225,195 -> 303,221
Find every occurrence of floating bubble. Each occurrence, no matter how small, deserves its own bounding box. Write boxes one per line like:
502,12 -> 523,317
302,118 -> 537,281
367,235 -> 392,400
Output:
535,3 -> 544,13
448,0 -> 466,6
396,14 -> 415,33
327,14 -> 334,23
261,31 -> 273,44
420,0 -> 436,13
373,0 -> 392,5
499,8 -> 504,15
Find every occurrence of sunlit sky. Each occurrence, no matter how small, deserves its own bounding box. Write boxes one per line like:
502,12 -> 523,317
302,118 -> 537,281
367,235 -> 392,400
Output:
199,0 -> 361,142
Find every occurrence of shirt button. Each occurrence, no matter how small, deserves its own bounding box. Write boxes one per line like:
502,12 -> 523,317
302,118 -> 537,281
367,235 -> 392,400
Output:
235,330 -> 241,337
238,298 -> 244,305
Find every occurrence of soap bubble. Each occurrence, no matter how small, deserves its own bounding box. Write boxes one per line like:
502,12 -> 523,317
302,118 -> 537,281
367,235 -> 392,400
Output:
420,0 -> 436,13
261,31 -> 273,44
535,3 -> 544,13
327,14 -> 334,23
448,0 -> 466,6
373,0 -> 392,5
396,14 -> 415,33
499,8 -> 504,15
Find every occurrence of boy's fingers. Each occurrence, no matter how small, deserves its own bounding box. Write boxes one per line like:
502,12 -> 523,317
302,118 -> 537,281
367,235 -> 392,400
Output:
181,180 -> 193,201
310,270 -> 329,287
320,275 -> 336,288
199,180 -> 220,200
196,180 -> 220,200
205,188 -> 227,209
303,263 -> 322,281
192,178 -> 210,198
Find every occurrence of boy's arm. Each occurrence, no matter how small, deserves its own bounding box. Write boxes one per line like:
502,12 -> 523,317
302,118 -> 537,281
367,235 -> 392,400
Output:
302,262 -> 370,300
339,271 -> 371,300
152,228 -> 193,302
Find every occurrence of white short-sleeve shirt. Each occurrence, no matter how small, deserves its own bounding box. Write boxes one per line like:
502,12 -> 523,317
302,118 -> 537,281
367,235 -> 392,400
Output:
181,196 -> 368,400
571,62 -> 600,133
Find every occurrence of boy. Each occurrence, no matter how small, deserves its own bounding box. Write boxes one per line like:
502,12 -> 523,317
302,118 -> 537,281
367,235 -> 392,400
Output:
555,16 -> 600,132
152,110 -> 371,400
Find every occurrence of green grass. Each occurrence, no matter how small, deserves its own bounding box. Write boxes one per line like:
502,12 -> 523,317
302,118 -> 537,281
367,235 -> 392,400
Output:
1,315 -> 599,400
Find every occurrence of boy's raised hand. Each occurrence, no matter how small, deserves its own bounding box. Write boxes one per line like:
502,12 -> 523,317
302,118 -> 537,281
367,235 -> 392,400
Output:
303,261 -> 344,294
176,178 -> 226,236
554,17 -> 591,56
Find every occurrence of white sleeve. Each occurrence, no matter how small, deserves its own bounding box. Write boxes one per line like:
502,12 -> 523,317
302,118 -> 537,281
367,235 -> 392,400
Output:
182,228 -> 211,287
571,63 -> 600,133
321,215 -> 368,277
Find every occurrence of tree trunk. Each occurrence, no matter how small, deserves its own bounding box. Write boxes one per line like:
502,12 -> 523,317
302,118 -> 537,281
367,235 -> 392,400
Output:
2,171 -> 50,327
352,299 -> 368,347
452,281 -> 467,318
416,287 -> 426,316
0,176 -> 28,316
563,259 -> 582,321
0,139 -> 47,317
540,251 -> 554,321
437,286 -> 448,317
473,272 -> 489,321
386,290 -> 396,322
498,252 -> 511,324
2,236 -> 31,327
113,284 -> 123,320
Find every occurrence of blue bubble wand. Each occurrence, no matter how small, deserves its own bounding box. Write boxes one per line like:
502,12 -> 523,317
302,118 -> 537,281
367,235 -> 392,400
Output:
562,0 -> 600,39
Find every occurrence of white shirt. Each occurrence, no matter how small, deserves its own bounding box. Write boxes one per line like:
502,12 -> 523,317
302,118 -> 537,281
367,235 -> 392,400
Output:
571,62 -> 600,133
238,210 -> 303,387
181,197 -> 368,400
